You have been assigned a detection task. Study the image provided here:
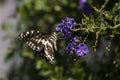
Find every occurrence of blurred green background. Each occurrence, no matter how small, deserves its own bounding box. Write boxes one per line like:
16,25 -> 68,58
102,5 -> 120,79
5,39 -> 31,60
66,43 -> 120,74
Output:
0,0 -> 120,80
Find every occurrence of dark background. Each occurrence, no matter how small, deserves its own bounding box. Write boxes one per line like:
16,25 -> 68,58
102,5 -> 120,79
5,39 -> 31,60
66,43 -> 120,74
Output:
0,0 -> 120,80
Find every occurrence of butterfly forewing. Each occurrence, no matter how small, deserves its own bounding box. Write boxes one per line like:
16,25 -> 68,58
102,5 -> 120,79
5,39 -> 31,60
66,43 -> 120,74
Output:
19,30 -> 57,64
19,30 -> 46,52
19,30 -> 46,42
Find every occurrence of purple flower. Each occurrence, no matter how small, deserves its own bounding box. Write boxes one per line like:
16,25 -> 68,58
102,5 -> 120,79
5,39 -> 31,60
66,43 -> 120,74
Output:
56,17 -> 76,38
70,36 -> 79,43
67,36 -> 89,56
67,42 -> 74,54
79,0 -> 95,16
66,37 -> 79,54
62,29 -> 72,38
75,43 -> 89,56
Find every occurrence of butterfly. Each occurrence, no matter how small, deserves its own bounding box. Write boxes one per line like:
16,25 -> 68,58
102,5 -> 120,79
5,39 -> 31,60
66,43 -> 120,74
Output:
18,30 -> 57,64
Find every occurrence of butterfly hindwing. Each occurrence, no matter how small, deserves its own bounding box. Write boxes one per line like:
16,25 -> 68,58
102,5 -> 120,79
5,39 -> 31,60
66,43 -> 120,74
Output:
19,30 -> 57,64
44,39 -> 55,64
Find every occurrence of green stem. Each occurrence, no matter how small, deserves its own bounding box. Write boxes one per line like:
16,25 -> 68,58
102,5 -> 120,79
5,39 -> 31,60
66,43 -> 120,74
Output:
93,28 -> 103,52
109,23 -> 120,29
100,0 -> 109,11
74,23 -> 120,32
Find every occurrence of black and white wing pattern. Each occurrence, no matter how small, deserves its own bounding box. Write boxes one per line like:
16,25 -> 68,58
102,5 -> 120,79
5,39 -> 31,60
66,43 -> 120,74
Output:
18,30 -> 57,64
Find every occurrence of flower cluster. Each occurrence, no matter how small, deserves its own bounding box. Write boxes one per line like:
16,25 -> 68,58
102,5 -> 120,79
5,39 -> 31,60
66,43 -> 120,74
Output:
66,37 -> 89,56
56,17 -> 76,38
56,17 -> 89,56
79,0 -> 95,16
55,0 -> 95,56
66,36 -> 79,54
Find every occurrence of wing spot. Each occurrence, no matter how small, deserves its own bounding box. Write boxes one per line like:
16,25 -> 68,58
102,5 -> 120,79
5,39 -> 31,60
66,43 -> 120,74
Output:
31,30 -> 34,34
41,39 -> 45,43
20,33 -> 23,38
26,31 -> 30,35
37,39 -> 41,43
37,31 -> 40,33
36,36 -> 39,38
26,42 -> 28,44
35,39 -> 38,42
33,46 -> 36,50
37,47 -> 40,50
28,42 -> 32,45
31,43 -> 34,47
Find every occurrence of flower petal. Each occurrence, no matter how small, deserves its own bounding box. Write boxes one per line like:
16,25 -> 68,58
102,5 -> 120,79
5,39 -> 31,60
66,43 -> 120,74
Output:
56,17 -> 76,38
75,43 -> 89,56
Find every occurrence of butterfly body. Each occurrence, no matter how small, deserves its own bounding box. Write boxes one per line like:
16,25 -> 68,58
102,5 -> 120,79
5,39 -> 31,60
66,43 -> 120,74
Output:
19,30 -> 57,64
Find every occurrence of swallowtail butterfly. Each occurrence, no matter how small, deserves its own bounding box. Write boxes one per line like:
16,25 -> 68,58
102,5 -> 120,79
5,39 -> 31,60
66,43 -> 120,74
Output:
18,30 -> 57,64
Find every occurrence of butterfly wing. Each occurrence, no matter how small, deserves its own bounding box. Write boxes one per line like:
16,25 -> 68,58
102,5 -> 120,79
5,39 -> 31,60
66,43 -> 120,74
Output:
19,30 -> 57,64
19,30 -> 47,52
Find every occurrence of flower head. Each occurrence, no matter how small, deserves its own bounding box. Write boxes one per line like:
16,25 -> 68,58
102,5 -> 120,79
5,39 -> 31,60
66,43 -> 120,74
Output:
75,43 -> 89,56
66,36 -> 79,54
79,0 -> 95,16
67,39 -> 89,56
56,17 -> 76,38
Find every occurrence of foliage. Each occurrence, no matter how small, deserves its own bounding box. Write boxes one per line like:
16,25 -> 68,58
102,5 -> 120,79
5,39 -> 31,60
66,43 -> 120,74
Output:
5,0 -> 120,80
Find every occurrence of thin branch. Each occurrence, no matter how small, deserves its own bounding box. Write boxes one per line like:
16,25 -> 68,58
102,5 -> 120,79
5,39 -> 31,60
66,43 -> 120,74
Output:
109,23 -> 120,29
100,0 -> 109,11
74,23 -> 120,32
93,27 -> 103,52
